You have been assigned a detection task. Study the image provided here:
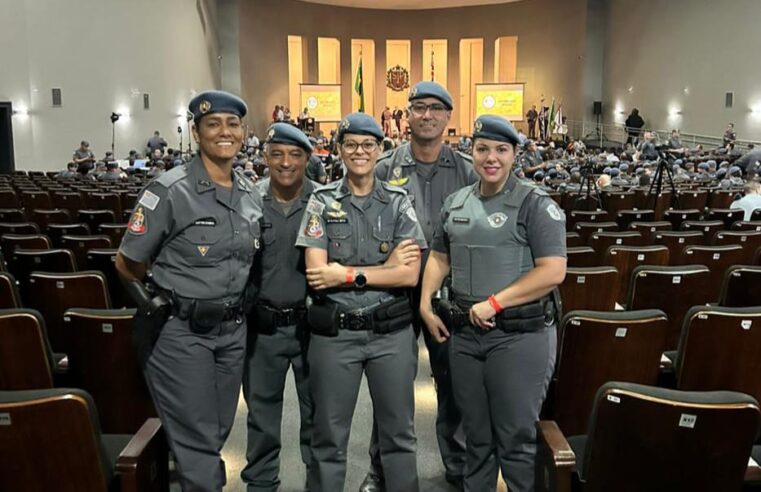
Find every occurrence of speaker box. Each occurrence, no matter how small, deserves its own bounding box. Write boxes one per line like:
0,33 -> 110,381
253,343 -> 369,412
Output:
593,101 -> 603,115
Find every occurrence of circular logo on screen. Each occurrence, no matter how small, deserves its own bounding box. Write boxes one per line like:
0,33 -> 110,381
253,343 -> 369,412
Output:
307,97 -> 318,110
482,95 -> 496,109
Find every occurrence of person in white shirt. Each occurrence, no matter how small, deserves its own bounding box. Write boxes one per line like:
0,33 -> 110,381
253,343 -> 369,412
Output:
730,181 -> 761,220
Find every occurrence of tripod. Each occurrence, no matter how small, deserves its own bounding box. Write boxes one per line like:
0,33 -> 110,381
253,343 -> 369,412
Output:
646,153 -> 680,212
574,159 -> 602,211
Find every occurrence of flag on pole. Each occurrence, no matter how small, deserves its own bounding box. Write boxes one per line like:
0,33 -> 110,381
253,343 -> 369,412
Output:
548,98 -> 556,135
354,50 -> 365,113
553,104 -> 564,134
430,48 -> 435,81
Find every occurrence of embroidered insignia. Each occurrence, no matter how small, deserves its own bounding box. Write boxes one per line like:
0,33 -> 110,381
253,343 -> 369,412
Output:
198,246 -> 209,256
327,209 -> 347,218
306,196 -> 325,215
199,100 -> 212,114
392,166 -> 402,178
127,206 -> 146,235
487,212 -> 507,228
305,214 -> 324,238
138,190 -> 160,210
331,201 -> 342,210
547,203 -> 563,221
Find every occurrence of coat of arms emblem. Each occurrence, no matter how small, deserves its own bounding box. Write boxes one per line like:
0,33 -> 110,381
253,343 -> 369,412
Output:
386,65 -> 410,92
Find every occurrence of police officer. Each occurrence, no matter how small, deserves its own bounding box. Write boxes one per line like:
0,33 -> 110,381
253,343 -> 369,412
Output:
98,161 -> 124,182
296,113 -> 426,492
369,80 -> 476,491
115,90 -> 262,492
420,115 -> 566,492
241,123 -> 317,491
57,161 -> 78,179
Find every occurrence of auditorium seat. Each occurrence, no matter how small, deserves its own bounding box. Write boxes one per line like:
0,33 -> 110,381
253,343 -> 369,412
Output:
0,233 -> 51,255
59,235 -> 113,268
46,222 -> 91,247
625,265 -> 711,350
0,272 -> 21,309
566,246 -> 598,268
732,220 -> 761,232
663,208 -> 702,230
20,190 -> 52,212
550,310 -> 667,436
567,210 -> 611,232
707,190 -> 739,209
30,208 -> 72,231
603,245 -> 670,303
674,244 -> 746,300
752,209 -> 761,222
588,231 -> 642,263
51,191 -> 86,215
0,309 -> 58,390
25,271 -> 110,352
98,223 -> 128,246
574,221 -> 618,243
0,208 -> 28,223
537,383 -> 759,492
86,192 -> 123,219
565,232 -> 584,248
0,221 -> 40,236
601,190 -> 636,217
558,267 -> 618,313
78,209 -> 116,232
627,220 -> 672,243
681,219 -> 724,238
706,208 -> 745,229
0,388 -> 168,492
712,230 -> 761,250
675,306 -> 761,406
0,189 -> 19,209
718,266 -> 761,308
616,209 -> 655,230
85,249 -> 134,308
63,308 -> 156,433
654,230 -> 705,261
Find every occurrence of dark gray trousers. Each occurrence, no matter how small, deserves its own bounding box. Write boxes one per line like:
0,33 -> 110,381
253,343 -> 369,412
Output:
450,324 -> 556,492
241,324 -> 313,492
143,315 -> 246,492
308,327 -> 419,492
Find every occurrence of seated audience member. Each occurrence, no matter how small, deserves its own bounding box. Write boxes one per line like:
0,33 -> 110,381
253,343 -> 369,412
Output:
520,140 -> 546,177
98,161 -> 124,182
730,181 -> 761,220
73,140 -> 96,174
57,161 -> 78,179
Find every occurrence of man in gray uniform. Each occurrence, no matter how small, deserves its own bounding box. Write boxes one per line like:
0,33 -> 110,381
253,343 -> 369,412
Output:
98,161 -> 124,182
519,140 -> 546,178
116,90 -> 262,492
370,80 -> 477,491
241,123 -> 316,492
421,115 -> 565,492
147,130 -> 168,155
73,140 -> 96,174
297,113 -> 426,492
57,162 -> 78,179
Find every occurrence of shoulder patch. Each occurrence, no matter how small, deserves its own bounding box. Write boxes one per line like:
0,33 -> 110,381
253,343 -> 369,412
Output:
127,206 -> 147,235
304,214 -> 324,238
547,202 -> 564,221
306,195 -> 325,215
138,189 -> 160,210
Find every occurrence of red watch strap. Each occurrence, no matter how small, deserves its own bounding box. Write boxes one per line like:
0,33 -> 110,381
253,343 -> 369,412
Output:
345,267 -> 355,285
488,295 -> 503,314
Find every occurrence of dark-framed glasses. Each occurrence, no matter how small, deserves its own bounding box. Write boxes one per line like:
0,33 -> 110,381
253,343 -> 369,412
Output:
341,140 -> 379,153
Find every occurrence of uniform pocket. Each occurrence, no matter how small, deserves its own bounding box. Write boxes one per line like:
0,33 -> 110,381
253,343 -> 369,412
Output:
449,244 -> 471,297
179,220 -> 225,264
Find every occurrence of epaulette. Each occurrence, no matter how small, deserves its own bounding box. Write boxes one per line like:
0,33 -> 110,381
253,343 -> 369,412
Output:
376,148 -> 395,163
154,165 -> 189,188
314,180 -> 342,193
455,150 -> 473,163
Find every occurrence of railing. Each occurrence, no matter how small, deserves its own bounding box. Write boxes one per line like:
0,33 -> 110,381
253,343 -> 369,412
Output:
563,119 -> 761,151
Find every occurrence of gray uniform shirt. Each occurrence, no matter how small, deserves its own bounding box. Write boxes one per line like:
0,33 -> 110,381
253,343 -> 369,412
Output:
374,143 -> 477,243
295,178 -> 427,311
254,177 -> 317,307
119,156 -> 263,300
432,174 -> 566,300
147,136 -> 168,153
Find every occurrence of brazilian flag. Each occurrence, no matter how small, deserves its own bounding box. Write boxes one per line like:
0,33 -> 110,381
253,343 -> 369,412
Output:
354,52 -> 365,113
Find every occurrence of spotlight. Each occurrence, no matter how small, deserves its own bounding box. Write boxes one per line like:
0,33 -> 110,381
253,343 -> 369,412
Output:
110,112 -> 120,123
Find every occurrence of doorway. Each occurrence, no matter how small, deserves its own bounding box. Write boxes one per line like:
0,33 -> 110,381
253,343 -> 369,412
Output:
0,102 -> 15,174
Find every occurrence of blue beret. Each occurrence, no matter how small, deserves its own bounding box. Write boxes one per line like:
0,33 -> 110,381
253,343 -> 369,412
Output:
635,168 -> 646,175
547,168 -> 558,178
533,171 -> 545,180
603,167 -> 612,175
707,160 -> 717,167
720,161 -> 730,167
265,123 -> 313,153
172,159 -> 183,167
619,163 -> 629,172
697,162 -> 709,170
189,90 -> 247,123
570,166 -> 580,173
337,113 -> 384,142
408,81 -> 453,110
609,168 -> 620,177
729,166 -> 742,176
546,162 -> 557,170
674,159 -> 683,166
715,168 -> 727,178
472,115 -> 522,146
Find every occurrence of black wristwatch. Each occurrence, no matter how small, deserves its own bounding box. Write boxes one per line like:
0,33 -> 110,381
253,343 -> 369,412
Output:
354,270 -> 367,288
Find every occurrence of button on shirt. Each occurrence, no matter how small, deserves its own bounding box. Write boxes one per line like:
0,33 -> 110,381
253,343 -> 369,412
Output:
295,178 -> 427,311
119,157 -> 263,300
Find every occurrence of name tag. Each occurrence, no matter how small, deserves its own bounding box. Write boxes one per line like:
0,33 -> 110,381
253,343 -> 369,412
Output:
326,218 -> 348,224
262,222 -> 273,230
452,217 -> 470,224
194,218 -> 217,227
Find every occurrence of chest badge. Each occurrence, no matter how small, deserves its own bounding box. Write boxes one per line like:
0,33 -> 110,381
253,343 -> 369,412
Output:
379,242 -> 390,253
127,207 -> 146,235
327,200 -> 347,218
198,246 -> 209,256
388,166 -> 409,186
487,212 -> 508,228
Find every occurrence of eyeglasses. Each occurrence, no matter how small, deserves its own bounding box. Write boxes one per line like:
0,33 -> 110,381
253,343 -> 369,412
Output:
341,141 -> 379,153
409,102 -> 449,117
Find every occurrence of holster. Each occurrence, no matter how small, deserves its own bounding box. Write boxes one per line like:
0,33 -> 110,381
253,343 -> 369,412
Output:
132,288 -> 172,368
307,301 -> 338,337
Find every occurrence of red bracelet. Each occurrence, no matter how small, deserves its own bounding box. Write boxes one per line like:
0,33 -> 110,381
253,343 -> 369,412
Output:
345,267 -> 355,285
488,295 -> 503,314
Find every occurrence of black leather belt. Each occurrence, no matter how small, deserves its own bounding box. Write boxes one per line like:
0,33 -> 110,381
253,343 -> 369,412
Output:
254,302 -> 307,328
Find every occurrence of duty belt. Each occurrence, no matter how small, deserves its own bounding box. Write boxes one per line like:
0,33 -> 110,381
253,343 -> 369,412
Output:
255,302 -> 307,328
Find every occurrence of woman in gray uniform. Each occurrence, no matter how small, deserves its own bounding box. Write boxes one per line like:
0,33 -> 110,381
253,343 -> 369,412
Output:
116,90 -> 262,492
296,112 -> 426,492
419,115 -> 566,492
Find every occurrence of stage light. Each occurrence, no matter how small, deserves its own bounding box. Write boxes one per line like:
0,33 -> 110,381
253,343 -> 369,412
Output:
13,105 -> 29,116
